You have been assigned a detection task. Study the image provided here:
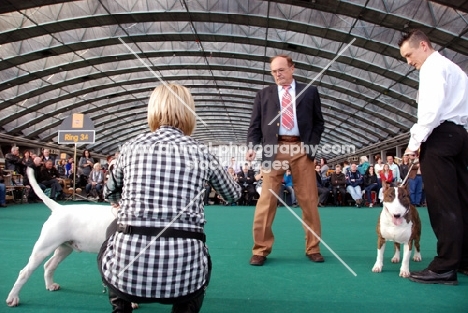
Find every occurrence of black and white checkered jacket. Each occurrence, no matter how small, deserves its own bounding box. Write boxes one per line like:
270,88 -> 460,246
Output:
102,126 -> 241,299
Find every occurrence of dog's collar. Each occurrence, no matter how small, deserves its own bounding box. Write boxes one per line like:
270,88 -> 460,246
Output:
110,206 -> 118,217
403,207 -> 409,217
384,205 -> 410,219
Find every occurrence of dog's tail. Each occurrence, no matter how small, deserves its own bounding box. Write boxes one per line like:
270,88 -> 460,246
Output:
26,167 -> 59,212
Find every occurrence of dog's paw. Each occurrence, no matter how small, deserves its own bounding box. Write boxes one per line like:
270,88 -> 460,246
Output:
6,296 -> 20,307
372,263 -> 383,273
413,253 -> 422,262
131,302 -> 139,309
391,256 -> 400,263
399,270 -> 410,278
46,283 -> 60,291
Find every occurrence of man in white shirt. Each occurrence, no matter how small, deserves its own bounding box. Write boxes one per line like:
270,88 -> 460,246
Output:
399,29 -> 468,285
224,157 -> 242,173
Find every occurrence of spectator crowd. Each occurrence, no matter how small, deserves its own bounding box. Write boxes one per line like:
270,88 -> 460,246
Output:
1,146 -> 118,204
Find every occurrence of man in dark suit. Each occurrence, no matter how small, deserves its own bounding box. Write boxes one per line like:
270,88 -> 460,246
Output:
246,54 -> 325,266
237,164 -> 257,205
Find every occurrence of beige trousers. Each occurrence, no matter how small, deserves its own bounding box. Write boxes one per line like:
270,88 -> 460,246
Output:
252,141 -> 321,256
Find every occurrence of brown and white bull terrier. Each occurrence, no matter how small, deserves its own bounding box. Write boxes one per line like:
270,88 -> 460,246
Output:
372,185 -> 422,277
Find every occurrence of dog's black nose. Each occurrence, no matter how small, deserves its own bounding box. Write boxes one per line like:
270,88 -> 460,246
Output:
394,214 -> 401,218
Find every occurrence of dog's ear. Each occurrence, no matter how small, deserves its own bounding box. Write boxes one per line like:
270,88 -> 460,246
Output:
381,180 -> 388,191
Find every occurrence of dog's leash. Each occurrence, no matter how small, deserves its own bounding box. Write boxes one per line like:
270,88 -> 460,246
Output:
392,158 -> 419,218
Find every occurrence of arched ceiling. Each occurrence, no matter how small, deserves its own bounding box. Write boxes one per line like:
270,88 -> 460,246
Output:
1,0 -> 467,158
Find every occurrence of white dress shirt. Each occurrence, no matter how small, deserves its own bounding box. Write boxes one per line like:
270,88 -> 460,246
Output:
409,51 -> 468,151
374,163 -> 384,176
278,80 -> 300,136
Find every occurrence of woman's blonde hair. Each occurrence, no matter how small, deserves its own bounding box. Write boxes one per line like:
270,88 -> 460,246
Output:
147,84 -> 196,135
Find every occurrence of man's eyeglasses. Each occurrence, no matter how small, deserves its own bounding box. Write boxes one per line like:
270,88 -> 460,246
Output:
270,68 -> 290,75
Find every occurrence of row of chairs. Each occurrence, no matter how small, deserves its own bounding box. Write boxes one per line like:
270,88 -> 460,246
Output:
3,170 -> 28,204
329,189 -> 378,206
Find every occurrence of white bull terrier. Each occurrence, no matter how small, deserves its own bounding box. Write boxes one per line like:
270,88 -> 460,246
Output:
372,185 -> 422,277
6,167 -> 137,308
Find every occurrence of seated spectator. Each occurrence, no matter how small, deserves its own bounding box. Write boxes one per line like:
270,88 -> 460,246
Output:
57,159 -> 67,178
315,164 -> 329,207
41,148 -> 55,165
40,159 -> 64,200
378,164 -> 394,203
0,170 -> 8,207
400,154 -> 411,183
23,157 -> 45,203
225,157 -> 241,173
386,155 -> 401,184
380,164 -> 394,186
374,154 -> 384,187
20,150 -> 34,176
65,157 -> 74,178
346,163 -> 364,207
237,164 -> 256,205
227,167 -> 238,182
363,166 -> 379,207
357,156 -> 370,175
330,164 -> 346,206
5,146 -> 22,173
374,154 -> 383,174
283,169 -> 297,207
86,163 -> 104,201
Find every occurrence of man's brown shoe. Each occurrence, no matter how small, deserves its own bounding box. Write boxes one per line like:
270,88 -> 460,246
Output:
307,253 -> 324,263
250,255 -> 267,266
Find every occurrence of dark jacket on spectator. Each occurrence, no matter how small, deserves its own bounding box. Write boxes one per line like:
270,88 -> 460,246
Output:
400,163 -> 410,182
5,153 -> 21,172
316,171 -> 325,188
346,170 -> 363,187
237,170 -> 256,187
330,172 -> 346,188
363,173 -> 378,187
23,165 -> 42,187
40,166 -> 60,182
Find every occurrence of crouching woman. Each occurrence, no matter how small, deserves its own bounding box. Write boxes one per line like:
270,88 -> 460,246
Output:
99,84 -> 241,313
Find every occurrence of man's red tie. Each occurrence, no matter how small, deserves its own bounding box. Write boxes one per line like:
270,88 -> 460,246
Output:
281,85 -> 294,130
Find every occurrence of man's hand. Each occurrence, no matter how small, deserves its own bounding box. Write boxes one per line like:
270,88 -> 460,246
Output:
404,147 -> 418,157
245,149 -> 256,161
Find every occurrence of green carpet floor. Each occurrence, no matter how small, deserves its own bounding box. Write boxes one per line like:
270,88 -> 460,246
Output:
1,202 -> 467,312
